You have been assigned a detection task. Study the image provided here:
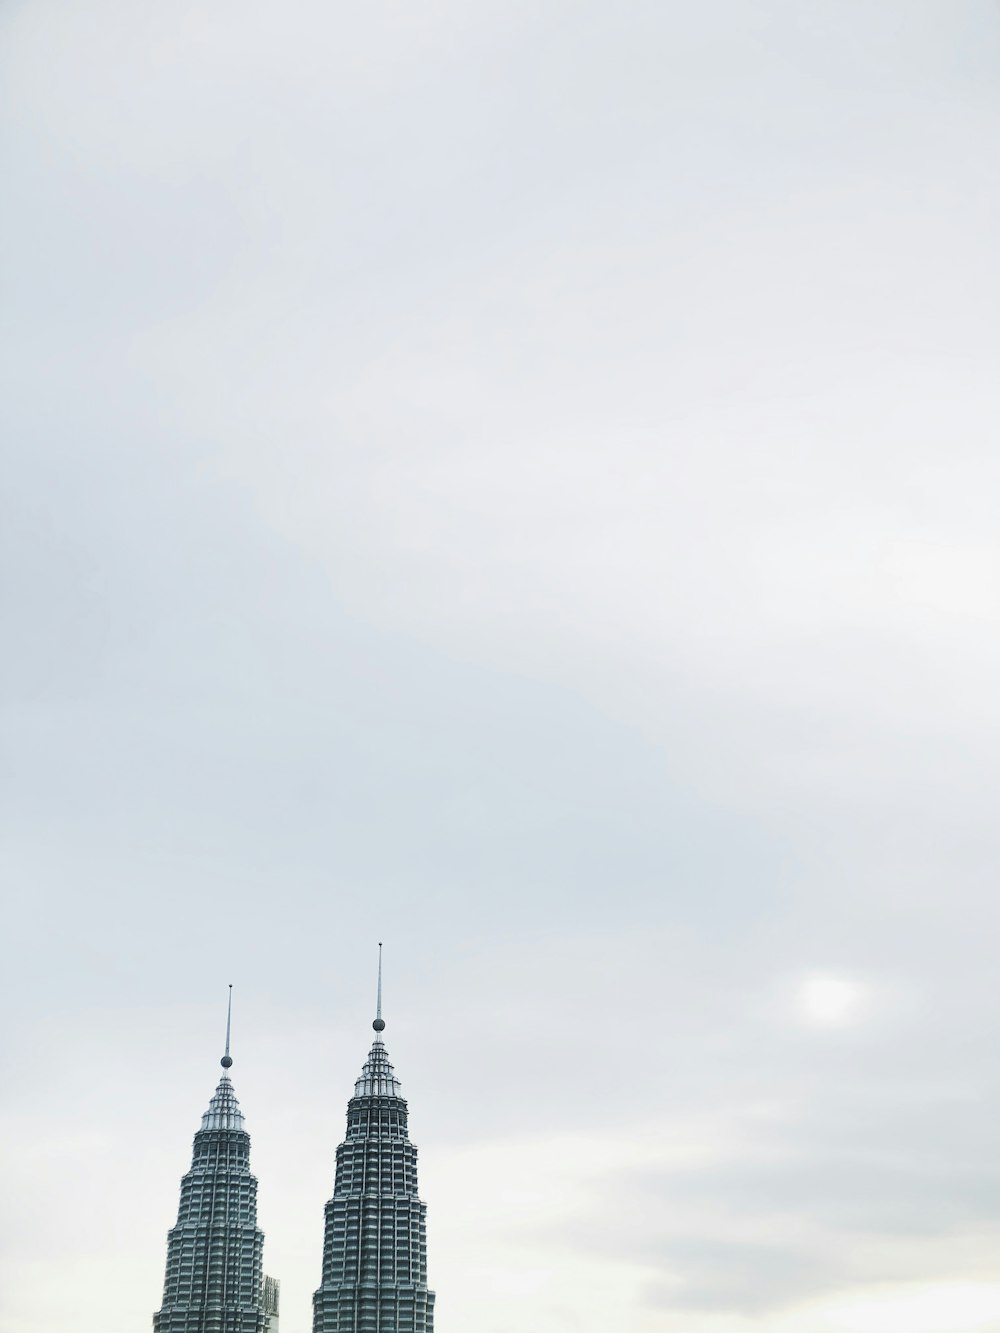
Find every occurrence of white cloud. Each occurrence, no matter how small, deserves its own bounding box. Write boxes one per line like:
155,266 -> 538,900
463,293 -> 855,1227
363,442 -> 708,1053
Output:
815,1282 -> 1000,1333
796,974 -> 870,1029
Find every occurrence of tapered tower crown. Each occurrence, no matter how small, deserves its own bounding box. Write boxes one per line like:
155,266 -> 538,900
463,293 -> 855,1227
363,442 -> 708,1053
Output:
353,1037 -> 403,1098
200,1073 -> 245,1131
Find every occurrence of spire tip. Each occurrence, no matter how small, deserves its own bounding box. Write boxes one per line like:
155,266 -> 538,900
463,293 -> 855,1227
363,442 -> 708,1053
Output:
373,943 -> 385,1033
221,985 -> 234,1069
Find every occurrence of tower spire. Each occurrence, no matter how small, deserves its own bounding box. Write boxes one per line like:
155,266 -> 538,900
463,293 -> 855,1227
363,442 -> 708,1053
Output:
222,984 -> 234,1069
313,954 -> 434,1333
154,993 -> 278,1333
373,943 -> 385,1033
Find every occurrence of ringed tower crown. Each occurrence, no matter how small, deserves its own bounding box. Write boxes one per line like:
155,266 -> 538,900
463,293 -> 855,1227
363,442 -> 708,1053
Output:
313,945 -> 436,1333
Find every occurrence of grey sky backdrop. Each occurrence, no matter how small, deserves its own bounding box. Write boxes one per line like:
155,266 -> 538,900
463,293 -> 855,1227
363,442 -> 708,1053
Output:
3,3 -> 1000,1331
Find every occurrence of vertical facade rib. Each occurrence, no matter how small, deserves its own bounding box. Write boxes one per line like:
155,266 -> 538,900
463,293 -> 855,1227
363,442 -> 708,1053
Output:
313,1034 -> 435,1333
154,1068 -> 278,1333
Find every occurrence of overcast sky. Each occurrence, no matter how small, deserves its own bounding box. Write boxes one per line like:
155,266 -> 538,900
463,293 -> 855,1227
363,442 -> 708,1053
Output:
3,3 -> 1000,1332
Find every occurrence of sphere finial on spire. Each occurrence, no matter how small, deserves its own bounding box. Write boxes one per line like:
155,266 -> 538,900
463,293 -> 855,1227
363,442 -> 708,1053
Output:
221,984 -> 234,1068
373,943 -> 385,1032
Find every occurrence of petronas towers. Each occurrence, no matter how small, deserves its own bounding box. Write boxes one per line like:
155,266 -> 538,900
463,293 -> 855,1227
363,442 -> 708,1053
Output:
153,956 -> 435,1333
313,957 -> 435,1333
153,989 -> 278,1333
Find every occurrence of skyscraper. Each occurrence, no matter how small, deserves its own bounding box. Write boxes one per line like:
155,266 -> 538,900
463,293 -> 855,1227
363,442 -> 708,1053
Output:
313,948 -> 436,1333
153,989 -> 279,1333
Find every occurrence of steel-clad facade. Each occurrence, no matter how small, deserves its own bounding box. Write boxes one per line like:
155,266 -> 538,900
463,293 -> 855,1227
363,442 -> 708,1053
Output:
313,1036 -> 435,1333
153,1070 -> 278,1333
